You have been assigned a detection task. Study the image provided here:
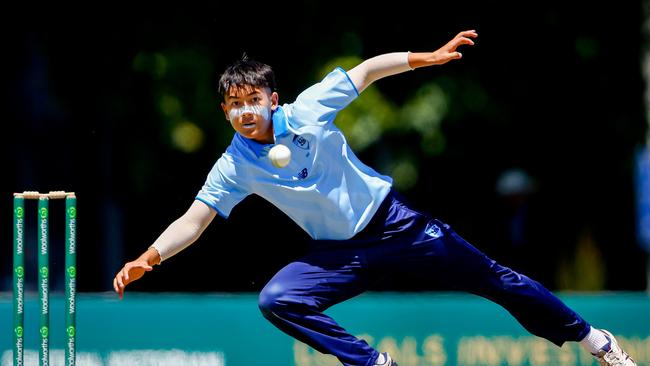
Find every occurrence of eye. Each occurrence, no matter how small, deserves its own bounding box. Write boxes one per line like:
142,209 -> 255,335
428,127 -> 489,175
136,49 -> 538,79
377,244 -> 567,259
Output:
251,97 -> 260,103
231,101 -> 240,107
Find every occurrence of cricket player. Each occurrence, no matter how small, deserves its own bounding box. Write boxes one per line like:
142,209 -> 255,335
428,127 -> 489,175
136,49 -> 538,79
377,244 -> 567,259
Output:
114,30 -> 636,366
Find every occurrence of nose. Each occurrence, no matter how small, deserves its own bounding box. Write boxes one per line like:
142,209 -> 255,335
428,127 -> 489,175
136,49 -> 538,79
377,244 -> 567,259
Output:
241,104 -> 259,116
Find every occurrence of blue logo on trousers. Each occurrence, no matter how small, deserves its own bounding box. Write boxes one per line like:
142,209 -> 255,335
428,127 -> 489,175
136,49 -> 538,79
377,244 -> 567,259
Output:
424,222 -> 444,239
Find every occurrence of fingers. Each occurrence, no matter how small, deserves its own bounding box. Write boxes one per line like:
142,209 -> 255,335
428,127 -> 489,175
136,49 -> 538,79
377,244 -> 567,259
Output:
457,37 -> 475,47
114,265 -> 131,299
448,35 -> 475,51
445,32 -> 477,58
452,30 -> 477,50
123,264 -> 131,281
457,30 -> 478,39
113,272 -> 125,299
113,261 -> 153,300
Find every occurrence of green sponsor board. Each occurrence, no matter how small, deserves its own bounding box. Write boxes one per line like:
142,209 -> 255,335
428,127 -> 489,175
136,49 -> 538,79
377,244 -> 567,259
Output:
1,293 -> 648,365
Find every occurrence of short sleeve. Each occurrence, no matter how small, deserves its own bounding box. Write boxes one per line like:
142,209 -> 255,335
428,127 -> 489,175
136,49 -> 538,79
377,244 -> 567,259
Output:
195,154 -> 249,218
288,67 -> 359,128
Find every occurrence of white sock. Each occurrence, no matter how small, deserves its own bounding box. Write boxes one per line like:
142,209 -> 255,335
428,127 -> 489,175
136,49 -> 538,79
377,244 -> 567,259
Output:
579,327 -> 611,355
374,353 -> 386,365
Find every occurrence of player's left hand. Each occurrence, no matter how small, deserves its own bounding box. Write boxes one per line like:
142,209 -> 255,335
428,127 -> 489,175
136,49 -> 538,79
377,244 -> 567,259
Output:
432,30 -> 478,65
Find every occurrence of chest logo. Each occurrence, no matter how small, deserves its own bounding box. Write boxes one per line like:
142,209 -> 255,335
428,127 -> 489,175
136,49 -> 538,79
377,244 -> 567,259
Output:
292,135 -> 310,150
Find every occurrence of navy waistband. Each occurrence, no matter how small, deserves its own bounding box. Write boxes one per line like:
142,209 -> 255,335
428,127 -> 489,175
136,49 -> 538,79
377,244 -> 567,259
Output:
310,189 -> 404,250
356,189 -> 400,237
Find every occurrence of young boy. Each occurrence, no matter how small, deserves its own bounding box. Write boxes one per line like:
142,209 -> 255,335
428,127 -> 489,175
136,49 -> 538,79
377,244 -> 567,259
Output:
113,30 -> 636,366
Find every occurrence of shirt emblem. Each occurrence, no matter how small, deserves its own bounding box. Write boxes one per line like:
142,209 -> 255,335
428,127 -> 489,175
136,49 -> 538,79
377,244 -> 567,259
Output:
292,135 -> 310,150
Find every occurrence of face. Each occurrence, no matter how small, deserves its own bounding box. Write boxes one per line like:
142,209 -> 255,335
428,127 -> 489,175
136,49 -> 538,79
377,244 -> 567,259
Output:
221,85 -> 279,144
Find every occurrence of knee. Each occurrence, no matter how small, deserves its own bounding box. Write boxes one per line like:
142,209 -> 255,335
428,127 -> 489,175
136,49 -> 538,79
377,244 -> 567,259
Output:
258,282 -> 289,318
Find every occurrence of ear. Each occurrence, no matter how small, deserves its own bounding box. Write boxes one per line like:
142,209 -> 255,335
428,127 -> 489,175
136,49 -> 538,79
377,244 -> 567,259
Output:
270,92 -> 279,111
220,102 -> 230,121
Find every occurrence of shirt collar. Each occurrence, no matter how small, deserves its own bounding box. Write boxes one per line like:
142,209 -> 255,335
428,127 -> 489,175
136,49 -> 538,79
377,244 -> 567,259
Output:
272,105 -> 289,137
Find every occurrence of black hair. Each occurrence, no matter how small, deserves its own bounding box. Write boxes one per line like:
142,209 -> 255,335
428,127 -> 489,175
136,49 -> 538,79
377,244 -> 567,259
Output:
218,54 -> 276,97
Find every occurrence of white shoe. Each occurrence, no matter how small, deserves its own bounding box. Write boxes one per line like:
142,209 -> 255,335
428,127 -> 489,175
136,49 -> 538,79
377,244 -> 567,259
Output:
374,352 -> 398,366
595,329 -> 636,366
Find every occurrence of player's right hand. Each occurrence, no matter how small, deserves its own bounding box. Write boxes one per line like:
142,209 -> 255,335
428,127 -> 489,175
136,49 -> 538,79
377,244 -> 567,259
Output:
113,260 -> 153,299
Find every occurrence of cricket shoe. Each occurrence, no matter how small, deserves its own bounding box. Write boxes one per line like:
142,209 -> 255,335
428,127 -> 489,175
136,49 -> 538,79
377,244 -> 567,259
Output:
595,329 -> 636,366
374,352 -> 398,366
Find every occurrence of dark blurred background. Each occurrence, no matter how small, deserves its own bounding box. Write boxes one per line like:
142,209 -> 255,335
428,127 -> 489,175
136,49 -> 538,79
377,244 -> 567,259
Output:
2,2 -> 648,294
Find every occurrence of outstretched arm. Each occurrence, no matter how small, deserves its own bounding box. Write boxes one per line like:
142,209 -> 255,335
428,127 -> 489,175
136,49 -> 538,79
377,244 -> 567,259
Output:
113,199 -> 217,298
347,30 -> 477,92
149,199 -> 217,261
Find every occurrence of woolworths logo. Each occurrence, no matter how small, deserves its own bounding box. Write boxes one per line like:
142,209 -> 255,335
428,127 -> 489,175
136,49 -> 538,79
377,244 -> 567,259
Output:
40,207 -> 48,218
16,207 -> 24,218
68,266 -> 76,278
40,326 -> 48,338
40,267 -> 48,278
15,326 -> 23,337
67,326 -> 75,337
15,266 -> 24,278
68,207 -> 76,218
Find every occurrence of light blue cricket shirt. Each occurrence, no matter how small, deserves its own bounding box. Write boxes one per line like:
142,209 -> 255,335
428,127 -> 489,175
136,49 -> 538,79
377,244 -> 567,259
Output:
196,67 -> 393,240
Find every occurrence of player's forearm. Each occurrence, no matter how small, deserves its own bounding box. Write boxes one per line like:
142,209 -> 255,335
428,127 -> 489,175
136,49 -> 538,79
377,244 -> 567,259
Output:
149,200 -> 216,263
347,52 -> 412,93
150,216 -> 204,262
348,30 -> 477,93
348,51 -> 453,93
407,52 -> 448,69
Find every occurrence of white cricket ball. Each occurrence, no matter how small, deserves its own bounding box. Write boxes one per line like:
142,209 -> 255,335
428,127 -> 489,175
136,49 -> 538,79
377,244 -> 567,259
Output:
269,144 -> 291,168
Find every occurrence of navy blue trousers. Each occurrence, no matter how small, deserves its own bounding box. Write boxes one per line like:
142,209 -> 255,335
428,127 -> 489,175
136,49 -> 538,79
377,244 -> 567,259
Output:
258,190 -> 590,366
